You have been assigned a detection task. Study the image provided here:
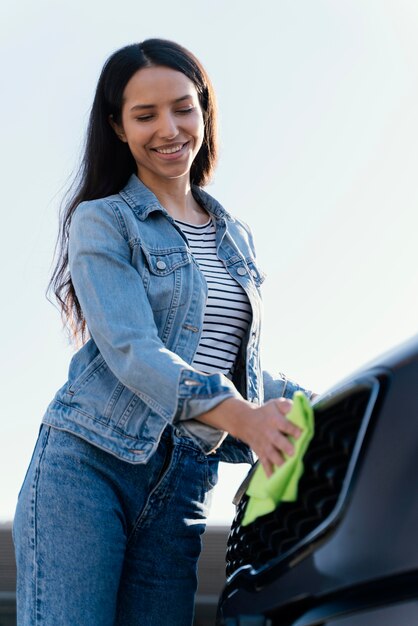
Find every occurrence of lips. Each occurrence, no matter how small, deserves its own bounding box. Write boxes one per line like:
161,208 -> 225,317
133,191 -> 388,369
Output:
153,143 -> 184,154
150,141 -> 191,163
152,141 -> 189,155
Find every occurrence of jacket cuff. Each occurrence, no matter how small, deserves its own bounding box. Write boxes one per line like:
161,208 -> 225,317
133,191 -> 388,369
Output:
263,370 -> 314,402
173,369 -> 242,454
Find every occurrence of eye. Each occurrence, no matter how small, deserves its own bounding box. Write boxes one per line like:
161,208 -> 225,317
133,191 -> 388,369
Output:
135,114 -> 154,122
177,106 -> 195,114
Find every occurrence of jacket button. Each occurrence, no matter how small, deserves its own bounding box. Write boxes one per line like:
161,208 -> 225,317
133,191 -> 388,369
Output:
156,260 -> 167,270
237,267 -> 247,276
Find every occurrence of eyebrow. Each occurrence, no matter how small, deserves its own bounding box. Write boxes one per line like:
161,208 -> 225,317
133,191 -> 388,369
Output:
129,95 -> 193,112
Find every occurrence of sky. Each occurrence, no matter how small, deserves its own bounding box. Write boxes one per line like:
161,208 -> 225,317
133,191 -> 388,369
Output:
1,0 -> 418,525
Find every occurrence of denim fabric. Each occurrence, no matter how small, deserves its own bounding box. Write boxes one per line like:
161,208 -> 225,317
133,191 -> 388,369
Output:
41,175 -> 309,466
42,175 -> 311,465
13,424 -> 218,626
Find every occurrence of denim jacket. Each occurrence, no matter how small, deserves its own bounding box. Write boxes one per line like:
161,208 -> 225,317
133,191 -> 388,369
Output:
43,175 -> 310,464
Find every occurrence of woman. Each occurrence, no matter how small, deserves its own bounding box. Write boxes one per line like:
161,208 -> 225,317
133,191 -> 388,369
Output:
13,39 -> 312,626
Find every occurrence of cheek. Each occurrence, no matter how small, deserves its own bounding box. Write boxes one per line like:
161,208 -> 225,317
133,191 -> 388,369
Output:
193,114 -> 205,147
125,127 -> 149,153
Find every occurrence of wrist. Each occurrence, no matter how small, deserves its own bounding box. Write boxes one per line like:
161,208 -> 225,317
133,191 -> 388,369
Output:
195,396 -> 254,437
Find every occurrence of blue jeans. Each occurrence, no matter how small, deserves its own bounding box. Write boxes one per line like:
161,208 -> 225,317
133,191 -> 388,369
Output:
13,424 -> 219,625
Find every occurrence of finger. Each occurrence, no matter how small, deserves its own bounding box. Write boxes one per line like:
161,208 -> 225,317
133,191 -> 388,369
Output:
271,431 -> 295,457
268,445 -> 286,468
274,398 -> 293,414
275,413 -> 302,439
259,457 -> 275,478
260,440 -> 286,465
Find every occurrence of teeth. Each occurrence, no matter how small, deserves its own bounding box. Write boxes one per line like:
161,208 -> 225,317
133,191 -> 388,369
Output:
155,144 -> 184,154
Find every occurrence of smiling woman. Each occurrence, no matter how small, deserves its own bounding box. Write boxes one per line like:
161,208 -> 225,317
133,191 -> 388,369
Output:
12,38 -> 313,626
109,66 -> 206,201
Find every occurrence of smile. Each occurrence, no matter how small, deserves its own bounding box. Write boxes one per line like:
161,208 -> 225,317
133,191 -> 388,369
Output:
153,142 -> 188,155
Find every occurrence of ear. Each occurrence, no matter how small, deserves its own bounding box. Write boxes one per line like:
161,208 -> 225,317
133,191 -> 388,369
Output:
108,114 -> 127,143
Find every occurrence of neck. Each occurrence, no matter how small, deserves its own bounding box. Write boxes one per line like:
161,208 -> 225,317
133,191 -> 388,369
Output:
137,171 -> 208,224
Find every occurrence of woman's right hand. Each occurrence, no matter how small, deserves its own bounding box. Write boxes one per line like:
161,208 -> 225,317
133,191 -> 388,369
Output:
196,397 -> 302,477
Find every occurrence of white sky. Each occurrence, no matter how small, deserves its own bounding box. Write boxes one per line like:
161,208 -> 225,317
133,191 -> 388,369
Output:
1,0 -> 418,524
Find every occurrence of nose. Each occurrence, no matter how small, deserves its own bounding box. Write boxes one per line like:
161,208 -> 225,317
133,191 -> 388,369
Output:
158,112 -> 178,140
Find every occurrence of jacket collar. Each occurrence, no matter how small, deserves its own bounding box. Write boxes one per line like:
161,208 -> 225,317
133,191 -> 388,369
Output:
119,174 -> 233,222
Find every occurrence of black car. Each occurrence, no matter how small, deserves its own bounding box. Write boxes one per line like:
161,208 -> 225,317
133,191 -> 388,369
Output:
217,336 -> 418,625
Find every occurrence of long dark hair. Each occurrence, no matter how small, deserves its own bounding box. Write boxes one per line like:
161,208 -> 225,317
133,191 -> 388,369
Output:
49,38 -> 218,343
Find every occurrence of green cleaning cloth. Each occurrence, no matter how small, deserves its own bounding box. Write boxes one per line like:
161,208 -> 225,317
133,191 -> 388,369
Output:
242,391 -> 315,526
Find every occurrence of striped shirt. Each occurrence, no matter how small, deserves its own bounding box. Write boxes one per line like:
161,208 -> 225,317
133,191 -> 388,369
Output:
175,216 -> 252,378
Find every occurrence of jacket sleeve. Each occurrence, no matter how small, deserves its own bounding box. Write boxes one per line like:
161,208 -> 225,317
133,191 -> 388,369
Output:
68,199 -> 243,452
263,370 -> 314,401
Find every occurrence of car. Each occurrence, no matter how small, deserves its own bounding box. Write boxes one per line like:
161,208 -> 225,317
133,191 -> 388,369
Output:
217,336 -> 418,625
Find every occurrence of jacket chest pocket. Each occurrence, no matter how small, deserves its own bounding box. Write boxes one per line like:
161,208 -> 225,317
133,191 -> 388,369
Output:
141,245 -> 192,311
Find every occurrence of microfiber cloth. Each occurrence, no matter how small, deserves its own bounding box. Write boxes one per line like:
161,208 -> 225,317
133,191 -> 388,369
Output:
242,391 -> 314,526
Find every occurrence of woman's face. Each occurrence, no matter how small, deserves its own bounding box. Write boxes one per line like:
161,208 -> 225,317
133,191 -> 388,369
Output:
112,65 -> 205,188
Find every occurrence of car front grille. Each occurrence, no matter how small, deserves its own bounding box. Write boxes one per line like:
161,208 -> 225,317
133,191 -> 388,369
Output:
226,381 -> 380,579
